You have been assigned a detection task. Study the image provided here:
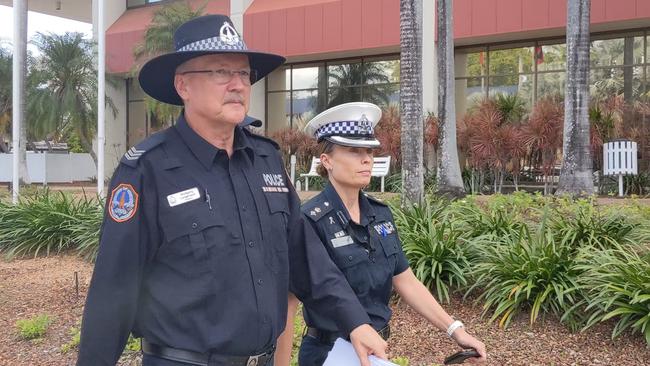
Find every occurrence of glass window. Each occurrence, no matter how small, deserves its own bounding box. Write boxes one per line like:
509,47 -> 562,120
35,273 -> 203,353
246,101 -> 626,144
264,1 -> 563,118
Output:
292,65 -> 322,90
267,66 -> 290,92
590,67 -> 625,98
489,47 -> 534,75
537,71 -> 566,98
327,86 -> 362,107
363,59 -> 400,84
456,77 -> 486,115
537,43 -> 566,72
458,50 -> 487,77
363,84 -> 398,107
488,74 -> 534,107
328,60 -> 362,87
589,37 -> 643,67
291,90 -> 320,129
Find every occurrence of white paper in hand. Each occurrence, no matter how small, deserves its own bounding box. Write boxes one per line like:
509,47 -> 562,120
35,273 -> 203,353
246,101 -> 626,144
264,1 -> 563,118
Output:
323,338 -> 398,366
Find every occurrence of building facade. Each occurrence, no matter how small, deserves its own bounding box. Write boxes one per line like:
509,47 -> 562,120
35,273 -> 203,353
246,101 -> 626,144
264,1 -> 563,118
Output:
33,0 -> 650,177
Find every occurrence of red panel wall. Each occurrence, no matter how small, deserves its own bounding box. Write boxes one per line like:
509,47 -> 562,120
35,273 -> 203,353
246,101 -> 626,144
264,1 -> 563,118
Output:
106,0 -> 229,74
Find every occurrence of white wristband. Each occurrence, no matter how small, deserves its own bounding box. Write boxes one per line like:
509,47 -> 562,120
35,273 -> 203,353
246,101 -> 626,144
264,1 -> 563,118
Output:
446,320 -> 464,337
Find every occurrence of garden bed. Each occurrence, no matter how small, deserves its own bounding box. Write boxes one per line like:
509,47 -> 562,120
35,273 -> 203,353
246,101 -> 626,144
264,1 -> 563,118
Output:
1,254 -> 648,365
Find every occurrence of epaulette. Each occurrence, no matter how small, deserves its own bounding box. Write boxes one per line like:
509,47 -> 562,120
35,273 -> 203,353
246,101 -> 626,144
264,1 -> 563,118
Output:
243,128 -> 280,150
301,196 -> 334,221
364,192 -> 388,207
120,131 -> 166,168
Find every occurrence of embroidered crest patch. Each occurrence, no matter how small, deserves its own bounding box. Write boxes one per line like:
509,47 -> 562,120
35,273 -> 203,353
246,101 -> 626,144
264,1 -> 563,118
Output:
109,184 -> 139,223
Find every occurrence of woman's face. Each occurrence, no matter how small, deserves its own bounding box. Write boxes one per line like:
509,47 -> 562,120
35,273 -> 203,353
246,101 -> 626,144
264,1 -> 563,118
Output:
321,145 -> 375,189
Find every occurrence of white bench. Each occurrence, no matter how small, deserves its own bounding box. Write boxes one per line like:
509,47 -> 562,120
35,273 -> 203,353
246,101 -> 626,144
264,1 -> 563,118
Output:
300,156 -> 392,192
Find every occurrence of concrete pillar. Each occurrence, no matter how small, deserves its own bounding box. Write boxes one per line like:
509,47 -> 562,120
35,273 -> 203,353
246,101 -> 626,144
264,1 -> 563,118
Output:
93,0 -> 127,183
231,0 -> 266,130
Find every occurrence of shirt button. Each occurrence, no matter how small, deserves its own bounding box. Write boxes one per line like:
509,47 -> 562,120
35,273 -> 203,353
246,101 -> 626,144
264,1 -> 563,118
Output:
191,222 -> 198,229
242,205 -> 247,211
362,236 -> 368,241
257,279 -> 263,285
248,241 -> 254,247
348,256 -> 353,261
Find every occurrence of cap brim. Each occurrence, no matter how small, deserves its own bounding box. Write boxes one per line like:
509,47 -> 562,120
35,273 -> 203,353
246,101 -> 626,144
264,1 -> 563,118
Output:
325,136 -> 381,148
138,50 -> 286,106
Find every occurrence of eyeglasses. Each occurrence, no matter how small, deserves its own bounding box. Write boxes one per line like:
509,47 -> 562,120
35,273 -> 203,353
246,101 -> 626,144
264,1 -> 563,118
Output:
178,69 -> 257,85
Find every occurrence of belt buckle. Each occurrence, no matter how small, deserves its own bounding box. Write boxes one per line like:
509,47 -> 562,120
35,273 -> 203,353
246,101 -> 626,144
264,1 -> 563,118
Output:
246,355 -> 260,366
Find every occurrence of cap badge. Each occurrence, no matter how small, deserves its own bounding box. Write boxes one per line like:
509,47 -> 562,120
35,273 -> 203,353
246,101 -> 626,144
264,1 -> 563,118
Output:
220,21 -> 240,45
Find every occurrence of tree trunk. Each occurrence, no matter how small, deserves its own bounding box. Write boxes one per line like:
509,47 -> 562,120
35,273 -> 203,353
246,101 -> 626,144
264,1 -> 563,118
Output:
435,0 -> 465,198
400,0 -> 424,206
78,129 -> 98,167
556,0 -> 594,196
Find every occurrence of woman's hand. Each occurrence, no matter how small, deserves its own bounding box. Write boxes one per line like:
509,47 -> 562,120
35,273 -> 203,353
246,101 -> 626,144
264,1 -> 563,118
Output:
450,328 -> 487,363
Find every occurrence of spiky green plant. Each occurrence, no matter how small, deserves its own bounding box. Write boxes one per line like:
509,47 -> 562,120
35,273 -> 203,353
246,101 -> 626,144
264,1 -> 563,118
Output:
392,197 -> 471,303
576,246 -> 650,345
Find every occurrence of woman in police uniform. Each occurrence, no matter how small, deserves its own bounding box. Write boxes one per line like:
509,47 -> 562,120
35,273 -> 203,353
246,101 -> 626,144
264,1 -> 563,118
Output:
275,102 -> 486,366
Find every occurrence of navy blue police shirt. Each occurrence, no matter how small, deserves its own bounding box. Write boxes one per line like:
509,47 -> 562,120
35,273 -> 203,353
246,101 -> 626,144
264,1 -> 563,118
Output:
301,184 -> 410,333
76,114 -> 370,365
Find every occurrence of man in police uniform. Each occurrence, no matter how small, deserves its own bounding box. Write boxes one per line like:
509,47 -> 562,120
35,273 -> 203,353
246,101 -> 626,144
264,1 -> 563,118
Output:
77,14 -> 386,366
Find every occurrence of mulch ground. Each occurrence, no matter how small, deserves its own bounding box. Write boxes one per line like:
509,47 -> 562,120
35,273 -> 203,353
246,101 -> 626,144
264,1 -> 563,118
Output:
1,255 -> 649,365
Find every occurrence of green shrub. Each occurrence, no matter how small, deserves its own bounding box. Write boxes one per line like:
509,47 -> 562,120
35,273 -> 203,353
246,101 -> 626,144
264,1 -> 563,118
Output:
576,246 -> 650,344
0,191 -> 103,259
392,197 -> 471,303
60,326 -> 81,353
16,314 -> 52,340
468,223 -> 582,329
550,204 -> 649,250
452,200 -> 528,241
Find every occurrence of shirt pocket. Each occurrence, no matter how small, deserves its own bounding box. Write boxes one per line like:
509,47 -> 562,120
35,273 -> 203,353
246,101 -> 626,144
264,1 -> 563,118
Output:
158,200 -> 225,275
330,242 -> 370,295
264,193 -> 290,273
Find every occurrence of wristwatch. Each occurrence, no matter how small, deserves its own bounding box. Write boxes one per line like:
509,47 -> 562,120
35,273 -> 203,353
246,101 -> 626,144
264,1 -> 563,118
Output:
446,319 -> 464,337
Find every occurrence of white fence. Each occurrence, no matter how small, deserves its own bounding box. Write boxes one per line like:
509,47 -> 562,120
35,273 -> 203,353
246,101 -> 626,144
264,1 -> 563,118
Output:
0,152 -> 96,183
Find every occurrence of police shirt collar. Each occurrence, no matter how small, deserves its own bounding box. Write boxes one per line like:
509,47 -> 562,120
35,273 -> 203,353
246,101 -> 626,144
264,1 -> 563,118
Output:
174,112 -> 254,170
322,183 -> 376,226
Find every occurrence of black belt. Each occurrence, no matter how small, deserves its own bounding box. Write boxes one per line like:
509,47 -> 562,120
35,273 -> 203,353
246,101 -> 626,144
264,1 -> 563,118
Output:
305,325 -> 391,345
141,339 -> 275,366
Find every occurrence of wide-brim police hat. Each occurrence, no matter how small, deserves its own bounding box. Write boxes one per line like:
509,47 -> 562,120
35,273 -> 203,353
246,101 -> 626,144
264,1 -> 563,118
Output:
304,102 -> 382,149
138,14 -> 286,106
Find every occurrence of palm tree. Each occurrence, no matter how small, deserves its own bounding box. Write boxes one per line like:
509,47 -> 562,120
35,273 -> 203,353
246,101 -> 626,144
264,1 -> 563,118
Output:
435,0 -> 465,197
399,0 -> 424,206
0,47 -> 11,153
133,1 -> 205,125
27,32 -> 115,166
556,0 -> 594,196
327,62 -> 392,108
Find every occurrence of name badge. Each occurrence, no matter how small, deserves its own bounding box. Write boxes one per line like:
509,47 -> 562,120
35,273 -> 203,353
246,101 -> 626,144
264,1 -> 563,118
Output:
167,187 -> 201,207
331,235 -> 354,248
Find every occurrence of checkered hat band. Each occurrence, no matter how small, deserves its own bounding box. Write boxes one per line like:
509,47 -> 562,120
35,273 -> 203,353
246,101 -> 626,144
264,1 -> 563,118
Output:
178,36 -> 248,52
316,121 -> 375,140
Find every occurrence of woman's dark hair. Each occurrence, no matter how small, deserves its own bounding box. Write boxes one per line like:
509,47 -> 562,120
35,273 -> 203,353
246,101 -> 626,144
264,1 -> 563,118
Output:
316,141 -> 336,178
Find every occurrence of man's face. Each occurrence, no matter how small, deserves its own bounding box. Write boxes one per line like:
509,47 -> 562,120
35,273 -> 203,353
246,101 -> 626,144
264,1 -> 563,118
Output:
174,53 -> 251,126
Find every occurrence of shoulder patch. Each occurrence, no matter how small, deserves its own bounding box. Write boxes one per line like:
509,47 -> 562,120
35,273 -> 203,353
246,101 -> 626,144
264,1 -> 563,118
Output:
108,183 -> 139,222
301,196 -> 334,221
120,131 -> 166,168
364,192 -> 388,207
